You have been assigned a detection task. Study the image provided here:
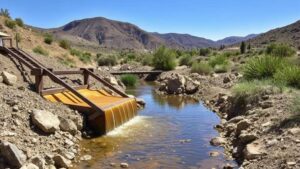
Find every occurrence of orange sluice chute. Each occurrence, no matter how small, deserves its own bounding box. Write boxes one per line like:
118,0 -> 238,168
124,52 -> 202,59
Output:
43,89 -> 138,134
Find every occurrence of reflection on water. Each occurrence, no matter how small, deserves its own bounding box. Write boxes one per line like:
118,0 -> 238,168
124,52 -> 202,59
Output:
75,82 -> 235,169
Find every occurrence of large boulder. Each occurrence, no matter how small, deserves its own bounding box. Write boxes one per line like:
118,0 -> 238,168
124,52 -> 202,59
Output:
31,110 -> 60,134
1,71 -> 17,86
185,80 -> 199,94
0,141 -> 27,168
236,119 -> 251,134
59,118 -> 77,135
165,73 -> 186,94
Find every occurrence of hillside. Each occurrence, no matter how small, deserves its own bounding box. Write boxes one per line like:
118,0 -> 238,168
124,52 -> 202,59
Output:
217,34 -> 258,46
47,17 -> 256,50
246,20 -> 300,48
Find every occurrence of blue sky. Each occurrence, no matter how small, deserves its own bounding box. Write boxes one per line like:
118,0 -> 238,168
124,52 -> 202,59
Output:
1,0 -> 300,40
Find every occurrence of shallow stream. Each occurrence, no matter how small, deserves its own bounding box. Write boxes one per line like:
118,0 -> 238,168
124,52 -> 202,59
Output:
75,82 -> 234,169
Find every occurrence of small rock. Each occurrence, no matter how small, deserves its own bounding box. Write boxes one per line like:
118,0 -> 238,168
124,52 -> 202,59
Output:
31,109 -> 60,134
244,142 -> 264,160
0,141 -> 27,168
20,163 -> 39,169
236,119 -> 251,134
223,163 -> 234,169
260,101 -> 273,109
31,155 -> 45,169
209,151 -> 220,157
287,161 -> 296,166
110,162 -> 116,167
1,71 -> 17,86
210,137 -> 226,146
0,75 -> 3,83
227,116 -> 244,124
223,76 -> 231,84
80,155 -> 92,161
288,128 -> 300,135
239,131 -> 258,144
12,105 -> 19,112
64,139 -> 74,146
63,151 -> 75,160
262,121 -> 272,127
120,162 -> 129,168
136,98 -> 146,107
53,154 -> 72,168
266,139 -> 278,147
59,118 -> 77,135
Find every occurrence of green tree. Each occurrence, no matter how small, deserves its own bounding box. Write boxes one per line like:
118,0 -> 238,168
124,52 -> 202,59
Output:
0,8 -> 10,18
44,34 -> 53,44
247,43 -> 251,50
152,46 -> 177,70
15,18 -> 24,27
240,41 -> 246,54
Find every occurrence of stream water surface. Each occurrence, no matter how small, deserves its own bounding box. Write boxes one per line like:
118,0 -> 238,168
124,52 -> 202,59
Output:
75,82 -> 235,169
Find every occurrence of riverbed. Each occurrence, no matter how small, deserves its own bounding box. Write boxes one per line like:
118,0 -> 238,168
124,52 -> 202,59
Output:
75,82 -> 234,169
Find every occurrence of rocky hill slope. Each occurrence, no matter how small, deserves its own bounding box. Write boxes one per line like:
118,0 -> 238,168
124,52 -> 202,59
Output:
46,17 -> 257,50
246,20 -> 300,48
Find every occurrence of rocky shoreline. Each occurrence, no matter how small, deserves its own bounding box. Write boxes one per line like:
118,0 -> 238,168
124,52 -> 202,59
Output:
155,70 -> 300,169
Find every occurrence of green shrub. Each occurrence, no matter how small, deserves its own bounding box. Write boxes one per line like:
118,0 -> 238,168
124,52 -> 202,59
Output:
15,33 -> 21,43
121,74 -> 138,87
15,18 -> 24,27
4,19 -> 16,29
58,55 -> 75,67
70,48 -> 91,63
208,54 -> 230,73
266,43 -> 296,57
243,55 -> 285,80
44,34 -> 53,44
0,9 -> 10,18
142,54 -> 153,66
199,48 -> 211,56
98,55 -> 117,66
59,40 -> 70,49
33,46 -> 49,56
274,65 -> 300,89
152,46 -> 177,70
232,80 -> 278,105
179,55 -> 192,66
191,62 -> 212,75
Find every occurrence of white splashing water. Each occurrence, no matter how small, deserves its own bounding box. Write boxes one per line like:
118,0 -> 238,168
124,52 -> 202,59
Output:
106,116 -> 151,137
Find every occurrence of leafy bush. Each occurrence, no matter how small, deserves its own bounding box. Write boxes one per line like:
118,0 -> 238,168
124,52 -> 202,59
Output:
142,54 -> 153,66
44,34 -> 53,44
59,40 -> 70,49
199,48 -> 211,56
266,43 -> 296,57
152,46 -> 177,70
0,9 -> 10,18
97,55 -> 117,66
15,18 -> 24,27
70,48 -> 91,63
232,80 -> 278,106
58,55 -> 75,67
243,55 -> 286,80
15,33 -> 21,43
274,65 -> 300,89
179,55 -> 192,66
121,74 -> 138,87
33,46 -> 49,56
208,54 -> 230,73
191,62 -> 212,75
4,19 -> 16,29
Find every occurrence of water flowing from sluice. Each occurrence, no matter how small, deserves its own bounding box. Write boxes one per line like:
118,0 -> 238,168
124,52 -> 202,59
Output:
75,82 -> 236,169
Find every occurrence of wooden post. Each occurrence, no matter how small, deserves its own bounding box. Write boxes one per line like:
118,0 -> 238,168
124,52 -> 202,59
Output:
35,69 -> 44,94
83,69 -> 89,86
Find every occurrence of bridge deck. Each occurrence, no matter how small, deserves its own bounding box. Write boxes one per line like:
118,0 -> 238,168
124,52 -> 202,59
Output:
109,70 -> 163,75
